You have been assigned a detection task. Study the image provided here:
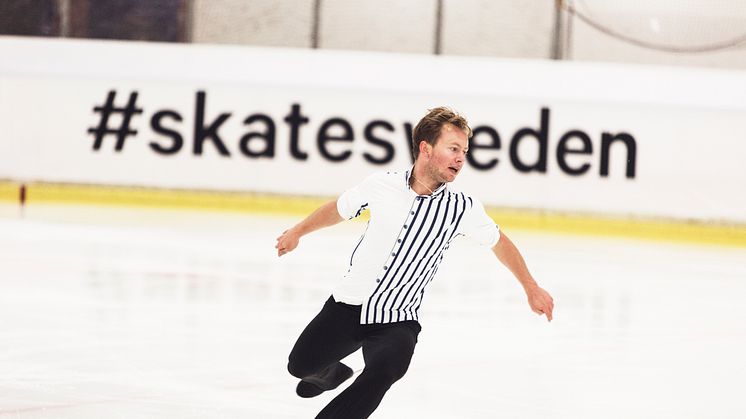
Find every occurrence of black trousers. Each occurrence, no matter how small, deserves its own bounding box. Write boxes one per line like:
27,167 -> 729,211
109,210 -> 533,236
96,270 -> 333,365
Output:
288,296 -> 421,419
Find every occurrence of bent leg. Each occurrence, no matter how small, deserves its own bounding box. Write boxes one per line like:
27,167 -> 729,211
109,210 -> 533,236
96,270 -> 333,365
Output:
315,321 -> 421,419
287,297 -> 362,381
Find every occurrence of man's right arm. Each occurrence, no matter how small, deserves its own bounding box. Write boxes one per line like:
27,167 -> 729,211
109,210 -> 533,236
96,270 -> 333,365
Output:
275,200 -> 344,257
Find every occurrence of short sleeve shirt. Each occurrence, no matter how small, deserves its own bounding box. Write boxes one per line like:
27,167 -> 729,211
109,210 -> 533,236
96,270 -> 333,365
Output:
334,168 -> 500,324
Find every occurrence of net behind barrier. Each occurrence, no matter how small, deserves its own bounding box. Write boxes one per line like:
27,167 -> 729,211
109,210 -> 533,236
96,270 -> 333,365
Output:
561,0 -> 746,53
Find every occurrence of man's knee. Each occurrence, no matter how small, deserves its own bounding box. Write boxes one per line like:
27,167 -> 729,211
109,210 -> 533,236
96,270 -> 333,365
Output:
368,360 -> 410,385
287,356 -> 314,379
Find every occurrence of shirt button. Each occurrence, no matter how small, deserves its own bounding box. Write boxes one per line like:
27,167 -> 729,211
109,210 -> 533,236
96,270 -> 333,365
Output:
397,239 -> 402,243
383,266 -> 388,270
410,211 -> 415,215
403,225 -> 408,229
391,253 -> 396,256
376,278 -> 381,282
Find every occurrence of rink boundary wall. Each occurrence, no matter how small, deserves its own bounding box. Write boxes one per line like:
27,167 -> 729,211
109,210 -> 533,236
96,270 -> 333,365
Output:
2,38 -> 746,225
2,181 -> 744,248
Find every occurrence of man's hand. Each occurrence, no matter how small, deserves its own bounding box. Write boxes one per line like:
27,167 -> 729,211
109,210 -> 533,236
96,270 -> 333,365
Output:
525,284 -> 554,322
273,200 -> 344,257
276,228 -> 301,257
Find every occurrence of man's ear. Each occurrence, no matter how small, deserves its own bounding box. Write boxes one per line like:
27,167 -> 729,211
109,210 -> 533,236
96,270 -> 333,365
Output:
419,140 -> 431,158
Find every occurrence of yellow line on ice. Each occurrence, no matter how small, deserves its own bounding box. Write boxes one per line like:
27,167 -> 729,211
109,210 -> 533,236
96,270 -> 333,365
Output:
1,181 -> 744,247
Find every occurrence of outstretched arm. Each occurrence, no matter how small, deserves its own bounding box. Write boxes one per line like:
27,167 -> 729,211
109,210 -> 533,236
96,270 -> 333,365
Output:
275,200 -> 344,257
492,232 -> 554,322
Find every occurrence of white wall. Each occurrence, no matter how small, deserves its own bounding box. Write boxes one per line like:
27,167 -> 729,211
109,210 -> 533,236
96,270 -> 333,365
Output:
570,15 -> 746,70
319,0 -> 436,54
442,0 -> 554,58
567,1 -> 746,70
188,1 -> 746,70
190,0 -> 553,58
192,0 -> 315,48
1,37 -> 745,224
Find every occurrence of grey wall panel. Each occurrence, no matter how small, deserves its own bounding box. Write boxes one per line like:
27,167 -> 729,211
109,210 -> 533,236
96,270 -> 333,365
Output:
319,0 -> 436,53
570,17 -> 746,70
441,0 -> 554,58
567,1 -> 746,70
192,0 -> 314,47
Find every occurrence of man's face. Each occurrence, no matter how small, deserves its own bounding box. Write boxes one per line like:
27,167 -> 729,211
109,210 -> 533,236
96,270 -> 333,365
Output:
422,124 -> 469,184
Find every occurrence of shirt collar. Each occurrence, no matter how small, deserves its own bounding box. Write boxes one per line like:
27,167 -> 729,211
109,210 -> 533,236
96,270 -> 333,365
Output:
405,167 -> 447,197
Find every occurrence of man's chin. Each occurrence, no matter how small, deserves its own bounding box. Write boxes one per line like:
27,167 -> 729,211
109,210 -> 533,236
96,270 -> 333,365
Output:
443,172 -> 458,183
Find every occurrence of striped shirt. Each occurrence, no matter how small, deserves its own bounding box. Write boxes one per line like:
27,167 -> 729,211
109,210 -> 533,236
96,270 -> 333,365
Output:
334,168 -> 500,324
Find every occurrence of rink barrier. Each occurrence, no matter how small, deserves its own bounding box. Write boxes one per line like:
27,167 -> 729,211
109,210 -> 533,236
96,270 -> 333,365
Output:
0,180 -> 329,215
1,180 -> 744,248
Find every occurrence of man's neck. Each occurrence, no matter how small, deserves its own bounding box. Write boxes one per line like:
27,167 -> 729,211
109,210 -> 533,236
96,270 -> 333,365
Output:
410,164 -> 441,195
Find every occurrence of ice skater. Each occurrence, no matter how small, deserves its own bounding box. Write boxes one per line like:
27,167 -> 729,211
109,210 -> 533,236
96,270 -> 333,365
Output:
276,107 -> 554,419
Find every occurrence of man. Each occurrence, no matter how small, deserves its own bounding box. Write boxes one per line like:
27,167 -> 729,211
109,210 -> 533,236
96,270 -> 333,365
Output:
276,107 -> 554,419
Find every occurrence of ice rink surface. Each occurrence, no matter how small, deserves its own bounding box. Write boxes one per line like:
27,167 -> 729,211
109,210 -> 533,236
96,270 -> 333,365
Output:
1,203 -> 745,419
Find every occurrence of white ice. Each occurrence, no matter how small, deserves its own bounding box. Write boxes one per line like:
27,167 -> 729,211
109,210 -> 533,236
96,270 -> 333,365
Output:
1,203 -> 745,418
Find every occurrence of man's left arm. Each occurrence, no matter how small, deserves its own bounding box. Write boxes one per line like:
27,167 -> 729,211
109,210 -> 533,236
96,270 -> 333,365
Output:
491,232 -> 554,322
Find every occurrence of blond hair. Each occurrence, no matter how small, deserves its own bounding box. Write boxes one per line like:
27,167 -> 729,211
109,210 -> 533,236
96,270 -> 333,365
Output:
411,107 -> 472,159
